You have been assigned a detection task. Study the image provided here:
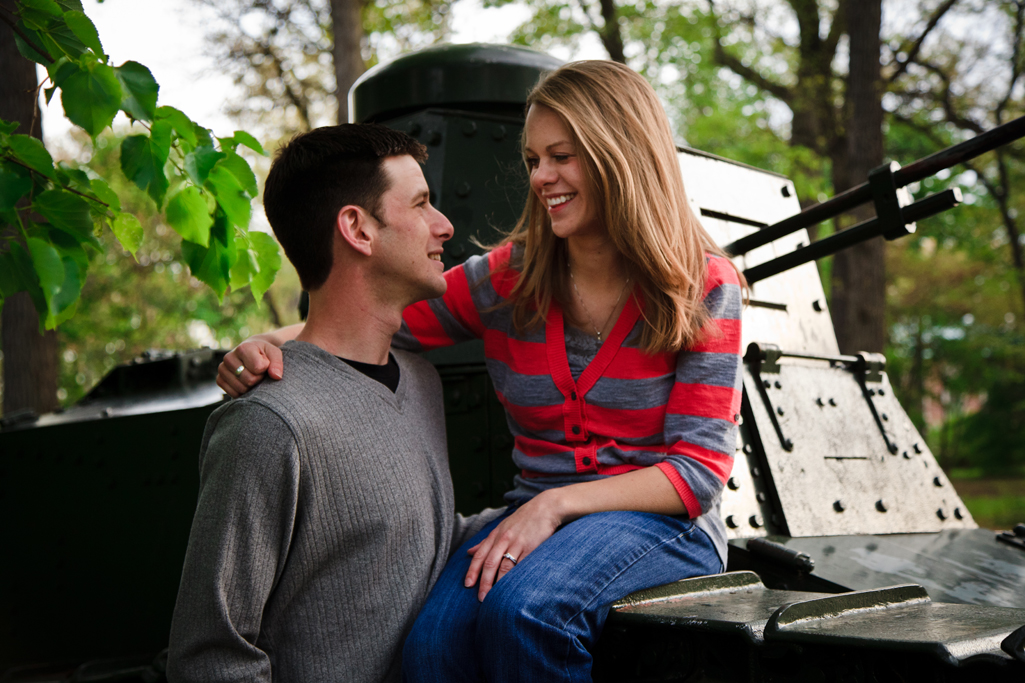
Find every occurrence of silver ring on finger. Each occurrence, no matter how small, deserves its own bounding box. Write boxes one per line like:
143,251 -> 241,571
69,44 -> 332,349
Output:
501,552 -> 518,566
234,364 -> 246,377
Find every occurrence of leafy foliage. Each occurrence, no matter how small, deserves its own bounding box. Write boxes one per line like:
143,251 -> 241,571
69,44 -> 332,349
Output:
52,131 -> 301,406
0,0 -> 281,332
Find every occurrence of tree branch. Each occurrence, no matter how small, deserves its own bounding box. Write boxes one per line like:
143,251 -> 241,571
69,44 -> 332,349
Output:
0,154 -> 110,209
889,0 -> 959,82
996,0 -> 1025,125
0,5 -> 55,64
707,0 -> 792,103
597,0 -> 625,63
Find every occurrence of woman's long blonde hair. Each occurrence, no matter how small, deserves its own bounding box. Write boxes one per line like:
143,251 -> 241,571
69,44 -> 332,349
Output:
497,60 -> 740,354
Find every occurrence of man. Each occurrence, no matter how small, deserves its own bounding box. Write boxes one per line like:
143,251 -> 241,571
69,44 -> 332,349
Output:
167,124 -> 491,682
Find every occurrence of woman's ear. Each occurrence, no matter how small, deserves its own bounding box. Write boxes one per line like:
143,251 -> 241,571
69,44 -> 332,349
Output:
336,205 -> 374,256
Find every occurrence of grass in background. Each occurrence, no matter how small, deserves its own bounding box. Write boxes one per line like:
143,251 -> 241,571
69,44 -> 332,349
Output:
949,477 -> 1025,530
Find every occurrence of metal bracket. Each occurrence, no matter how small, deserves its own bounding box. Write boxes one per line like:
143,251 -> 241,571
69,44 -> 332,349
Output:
745,343 -> 792,452
745,342 -> 782,374
854,352 -> 886,384
997,524 -> 1025,553
868,161 -> 917,241
854,353 -> 899,455
747,537 -> 815,573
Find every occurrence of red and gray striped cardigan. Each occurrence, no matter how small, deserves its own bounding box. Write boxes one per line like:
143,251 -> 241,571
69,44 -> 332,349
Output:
396,243 -> 742,559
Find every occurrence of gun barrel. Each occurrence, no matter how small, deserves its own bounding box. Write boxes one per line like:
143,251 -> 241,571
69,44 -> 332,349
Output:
743,188 -> 962,284
726,115 -> 1025,257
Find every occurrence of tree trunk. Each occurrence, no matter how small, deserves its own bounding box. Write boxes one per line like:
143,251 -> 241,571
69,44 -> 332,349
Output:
831,0 -> 885,354
1,0 -> 59,416
330,0 -> 365,123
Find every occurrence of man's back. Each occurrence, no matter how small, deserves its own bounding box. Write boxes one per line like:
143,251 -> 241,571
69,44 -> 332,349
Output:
168,341 -> 455,683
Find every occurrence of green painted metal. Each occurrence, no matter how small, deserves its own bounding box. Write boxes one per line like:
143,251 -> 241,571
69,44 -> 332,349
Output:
350,43 -> 562,123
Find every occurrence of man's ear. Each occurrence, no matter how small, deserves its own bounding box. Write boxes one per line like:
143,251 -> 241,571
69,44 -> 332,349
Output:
336,205 -> 374,257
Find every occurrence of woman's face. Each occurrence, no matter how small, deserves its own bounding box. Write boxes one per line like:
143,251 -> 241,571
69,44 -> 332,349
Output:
524,104 -> 602,241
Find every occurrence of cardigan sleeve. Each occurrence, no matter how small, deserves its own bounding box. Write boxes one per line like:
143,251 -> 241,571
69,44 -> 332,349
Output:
655,256 -> 744,517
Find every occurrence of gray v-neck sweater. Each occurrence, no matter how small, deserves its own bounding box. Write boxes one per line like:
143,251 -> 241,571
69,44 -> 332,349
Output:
167,342 -> 497,683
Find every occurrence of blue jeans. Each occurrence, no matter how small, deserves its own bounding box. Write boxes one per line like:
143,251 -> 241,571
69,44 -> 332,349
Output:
402,508 -> 722,683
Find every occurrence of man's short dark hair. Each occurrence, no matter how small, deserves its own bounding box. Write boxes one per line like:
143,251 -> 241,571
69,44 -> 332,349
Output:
263,124 -> 428,290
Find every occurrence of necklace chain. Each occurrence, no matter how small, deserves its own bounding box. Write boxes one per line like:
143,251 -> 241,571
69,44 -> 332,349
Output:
568,264 -> 629,342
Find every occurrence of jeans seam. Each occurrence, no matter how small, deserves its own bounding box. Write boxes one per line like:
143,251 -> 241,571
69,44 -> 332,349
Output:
562,522 -> 702,631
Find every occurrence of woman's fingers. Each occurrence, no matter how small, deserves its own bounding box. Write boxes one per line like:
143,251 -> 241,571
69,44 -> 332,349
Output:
476,539 -> 523,602
216,351 -> 249,397
215,340 -> 285,397
464,535 -> 494,587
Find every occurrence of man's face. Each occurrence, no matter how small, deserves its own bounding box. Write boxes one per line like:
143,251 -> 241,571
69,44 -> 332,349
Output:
371,155 -> 454,303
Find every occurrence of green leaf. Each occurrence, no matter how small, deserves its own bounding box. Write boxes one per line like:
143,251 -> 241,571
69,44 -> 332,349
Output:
55,161 -> 91,192
220,151 -> 258,197
60,61 -> 121,136
89,177 -> 120,213
110,212 -> 144,257
7,134 -> 57,180
27,236 -> 65,320
47,224 -> 90,269
232,130 -> 266,156
50,254 -> 83,325
206,164 -> 251,229
249,230 -> 281,302
0,120 -> 19,136
120,132 -> 170,207
32,188 -> 93,239
182,237 -> 233,300
13,20 -> 53,63
63,11 -> 104,56
156,105 -> 197,147
184,145 -> 224,185
19,0 -> 61,15
194,125 -> 214,149
0,165 -> 33,211
45,16 -> 89,60
0,252 -> 20,298
229,247 -> 255,290
165,186 -> 213,247
5,241 -> 47,316
56,0 -> 85,10
115,61 -> 159,121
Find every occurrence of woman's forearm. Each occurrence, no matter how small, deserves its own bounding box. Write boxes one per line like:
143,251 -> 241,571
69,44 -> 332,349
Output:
544,467 -> 689,525
254,323 -> 304,346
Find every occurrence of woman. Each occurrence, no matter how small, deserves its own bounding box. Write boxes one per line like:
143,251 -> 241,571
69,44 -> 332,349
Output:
225,60 -> 743,682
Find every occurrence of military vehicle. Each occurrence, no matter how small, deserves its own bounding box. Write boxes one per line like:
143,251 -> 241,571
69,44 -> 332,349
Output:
1,44 -> 1023,682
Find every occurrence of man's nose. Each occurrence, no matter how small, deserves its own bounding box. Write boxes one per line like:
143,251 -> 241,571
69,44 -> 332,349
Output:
433,206 -> 454,241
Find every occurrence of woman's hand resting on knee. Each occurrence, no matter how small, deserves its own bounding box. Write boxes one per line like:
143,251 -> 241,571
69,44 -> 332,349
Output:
465,489 -> 568,602
464,467 -> 690,601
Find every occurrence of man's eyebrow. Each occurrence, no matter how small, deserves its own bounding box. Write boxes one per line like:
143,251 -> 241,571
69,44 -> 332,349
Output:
412,189 -> 430,203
